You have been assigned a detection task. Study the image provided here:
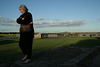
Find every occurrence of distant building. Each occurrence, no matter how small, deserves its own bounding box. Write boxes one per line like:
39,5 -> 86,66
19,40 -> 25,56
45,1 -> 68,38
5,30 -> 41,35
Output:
78,34 -> 100,37
16,34 -> 20,37
48,33 -> 57,37
64,34 -> 69,37
78,34 -> 91,37
92,34 -> 100,37
34,33 -> 41,39
0,32 -> 100,38
41,33 -> 48,38
78,34 -> 82,37
86,34 -> 91,37
41,33 -> 59,38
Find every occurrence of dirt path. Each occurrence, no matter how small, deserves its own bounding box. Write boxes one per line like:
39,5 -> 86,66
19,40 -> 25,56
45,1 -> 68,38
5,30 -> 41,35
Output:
0,46 -> 100,67
0,46 -> 83,67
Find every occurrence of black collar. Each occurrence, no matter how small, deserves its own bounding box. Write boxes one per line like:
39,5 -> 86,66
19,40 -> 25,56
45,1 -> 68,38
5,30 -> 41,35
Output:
22,11 -> 28,15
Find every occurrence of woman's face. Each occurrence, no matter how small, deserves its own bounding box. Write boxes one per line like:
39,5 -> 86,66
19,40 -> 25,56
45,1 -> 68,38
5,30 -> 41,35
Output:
19,9 -> 25,14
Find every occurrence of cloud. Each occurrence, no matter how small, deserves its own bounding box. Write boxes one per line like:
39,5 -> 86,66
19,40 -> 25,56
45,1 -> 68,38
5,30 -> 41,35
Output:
34,17 -> 49,21
96,18 -> 100,22
0,16 -> 19,27
52,19 -> 60,21
34,17 -> 60,21
0,16 -> 16,23
34,20 -> 86,28
0,16 -> 86,28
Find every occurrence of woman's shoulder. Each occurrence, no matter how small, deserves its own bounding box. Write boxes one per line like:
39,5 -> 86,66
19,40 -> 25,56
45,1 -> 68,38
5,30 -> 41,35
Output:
24,12 -> 32,18
20,12 -> 32,18
26,12 -> 32,16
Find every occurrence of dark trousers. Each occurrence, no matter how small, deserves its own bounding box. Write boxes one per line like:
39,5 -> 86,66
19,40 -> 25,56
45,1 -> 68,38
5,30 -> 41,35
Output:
19,33 -> 33,59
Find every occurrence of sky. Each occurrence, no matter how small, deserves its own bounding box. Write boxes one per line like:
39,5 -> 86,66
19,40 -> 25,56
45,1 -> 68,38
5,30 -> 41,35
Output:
0,0 -> 100,33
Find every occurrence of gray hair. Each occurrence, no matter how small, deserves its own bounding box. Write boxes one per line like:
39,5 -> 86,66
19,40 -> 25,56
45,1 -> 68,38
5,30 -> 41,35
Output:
19,5 -> 28,12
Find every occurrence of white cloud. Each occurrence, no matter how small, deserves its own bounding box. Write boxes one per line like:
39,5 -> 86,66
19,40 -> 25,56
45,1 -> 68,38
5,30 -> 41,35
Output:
34,20 -> 86,28
35,17 -> 61,21
96,18 -> 100,22
0,16 -> 1,18
52,19 -> 60,21
0,16 -> 16,23
0,16 -> 18,27
34,17 -> 49,21
0,16 -> 86,28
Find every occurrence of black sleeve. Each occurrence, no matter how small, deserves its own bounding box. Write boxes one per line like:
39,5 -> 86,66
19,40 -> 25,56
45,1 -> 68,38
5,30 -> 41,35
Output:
16,13 -> 32,24
16,16 -> 22,24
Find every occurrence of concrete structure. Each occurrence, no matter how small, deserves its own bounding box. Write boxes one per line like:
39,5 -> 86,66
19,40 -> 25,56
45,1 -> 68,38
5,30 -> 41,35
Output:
41,33 -> 59,38
34,33 -> 41,39
78,34 -> 92,37
41,33 -> 48,38
0,32 -> 100,38
86,34 -> 91,37
92,34 -> 100,37
48,33 -> 58,37
78,34 -> 100,37
16,34 -> 20,37
78,34 -> 91,37
64,34 -> 69,37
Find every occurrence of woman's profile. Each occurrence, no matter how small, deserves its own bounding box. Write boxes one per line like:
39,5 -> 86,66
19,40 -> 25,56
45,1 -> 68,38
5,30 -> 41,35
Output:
16,5 -> 34,64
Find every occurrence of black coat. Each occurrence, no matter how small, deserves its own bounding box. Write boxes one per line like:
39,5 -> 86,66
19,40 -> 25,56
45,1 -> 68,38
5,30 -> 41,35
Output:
16,11 -> 34,38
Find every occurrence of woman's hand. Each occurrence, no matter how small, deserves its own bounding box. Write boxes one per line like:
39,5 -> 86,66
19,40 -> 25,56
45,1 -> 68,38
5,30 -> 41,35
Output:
22,18 -> 25,20
19,17 -> 24,20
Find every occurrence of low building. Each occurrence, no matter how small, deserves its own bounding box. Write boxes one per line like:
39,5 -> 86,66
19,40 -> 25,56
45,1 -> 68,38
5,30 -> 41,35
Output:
78,34 -> 100,37
78,34 -> 91,37
78,34 -> 83,37
34,33 -> 41,39
41,33 -> 48,38
16,34 -> 20,37
48,33 -> 58,37
92,34 -> 100,37
41,33 -> 58,38
64,34 -> 69,37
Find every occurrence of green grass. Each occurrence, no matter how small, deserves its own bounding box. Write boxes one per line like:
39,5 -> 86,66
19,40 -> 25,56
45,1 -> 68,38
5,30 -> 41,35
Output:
0,35 -> 100,60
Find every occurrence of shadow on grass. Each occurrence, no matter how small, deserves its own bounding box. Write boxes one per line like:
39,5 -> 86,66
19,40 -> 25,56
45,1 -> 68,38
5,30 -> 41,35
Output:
73,37 -> 100,47
0,40 -> 18,45
0,36 -> 4,37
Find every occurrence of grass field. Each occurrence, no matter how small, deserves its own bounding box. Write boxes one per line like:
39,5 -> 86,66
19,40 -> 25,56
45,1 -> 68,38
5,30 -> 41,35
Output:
0,34 -> 100,60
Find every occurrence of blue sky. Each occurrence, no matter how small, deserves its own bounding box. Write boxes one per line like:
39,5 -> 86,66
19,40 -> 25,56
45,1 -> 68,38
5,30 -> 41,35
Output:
0,0 -> 100,33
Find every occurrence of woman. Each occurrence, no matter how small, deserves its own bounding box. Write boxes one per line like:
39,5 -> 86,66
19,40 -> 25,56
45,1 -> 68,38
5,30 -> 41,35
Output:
16,5 -> 34,64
